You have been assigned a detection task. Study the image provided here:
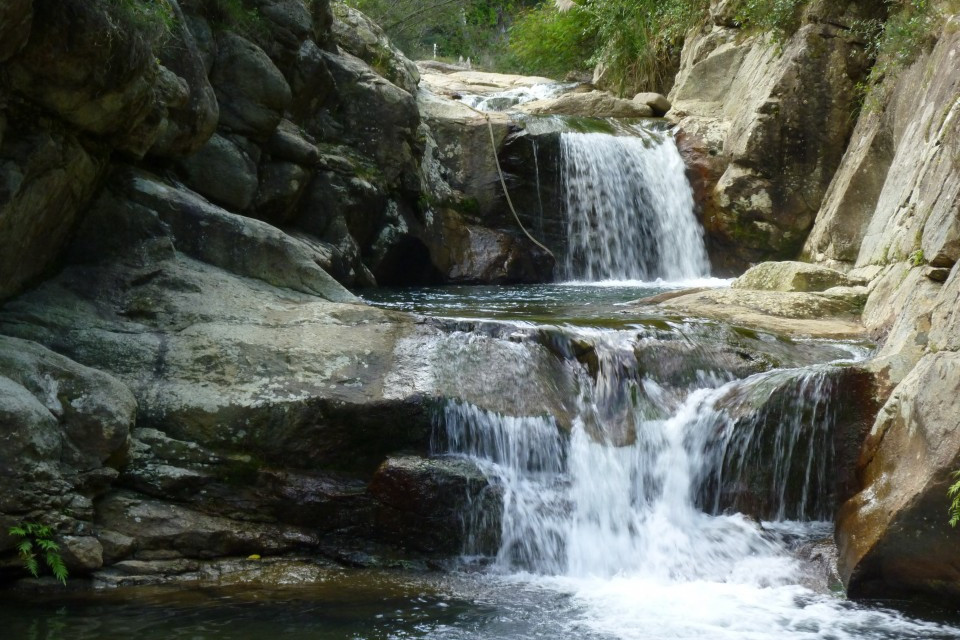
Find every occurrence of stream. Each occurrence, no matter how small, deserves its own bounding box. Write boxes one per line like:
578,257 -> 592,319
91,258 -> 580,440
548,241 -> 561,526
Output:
3,97 -> 959,639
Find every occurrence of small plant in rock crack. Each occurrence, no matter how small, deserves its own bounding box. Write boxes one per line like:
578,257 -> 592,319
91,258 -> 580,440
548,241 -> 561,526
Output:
8,523 -> 68,585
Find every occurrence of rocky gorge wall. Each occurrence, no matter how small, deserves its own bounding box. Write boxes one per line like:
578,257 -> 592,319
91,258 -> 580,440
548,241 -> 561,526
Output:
666,0 -> 960,601
0,0 -> 555,585
1,0 -> 960,605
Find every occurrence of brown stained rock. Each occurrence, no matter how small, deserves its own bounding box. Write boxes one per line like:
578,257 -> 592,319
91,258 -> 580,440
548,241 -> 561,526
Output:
424,208 -> 555,285
670,2 -> 881,269
837,352 -> 960,600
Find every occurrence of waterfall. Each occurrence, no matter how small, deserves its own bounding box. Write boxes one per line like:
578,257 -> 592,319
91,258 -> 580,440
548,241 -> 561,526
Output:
561,129 -> 710,282
438,331 -> 846,578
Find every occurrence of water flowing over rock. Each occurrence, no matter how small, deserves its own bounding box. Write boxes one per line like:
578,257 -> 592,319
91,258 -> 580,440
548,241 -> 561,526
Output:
560,128 -> 710,281
437,331 -> 870,575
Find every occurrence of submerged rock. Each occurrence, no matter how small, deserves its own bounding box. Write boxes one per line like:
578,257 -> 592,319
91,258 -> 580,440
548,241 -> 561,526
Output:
370,455 -> 501,554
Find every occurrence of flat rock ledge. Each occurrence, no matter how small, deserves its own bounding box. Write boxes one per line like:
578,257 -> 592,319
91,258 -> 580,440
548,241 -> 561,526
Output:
631,265 -> 869,340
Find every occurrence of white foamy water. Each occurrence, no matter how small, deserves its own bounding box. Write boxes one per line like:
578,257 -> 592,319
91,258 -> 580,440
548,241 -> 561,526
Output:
458,82 -> 577,112
561,129 -> 711,282
438,329 -> 960,639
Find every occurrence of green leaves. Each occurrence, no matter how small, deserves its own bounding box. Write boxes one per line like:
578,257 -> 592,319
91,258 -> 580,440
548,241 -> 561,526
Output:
948,470 -> 960,528
508,0 -> 710,95
8,523 -> 68,585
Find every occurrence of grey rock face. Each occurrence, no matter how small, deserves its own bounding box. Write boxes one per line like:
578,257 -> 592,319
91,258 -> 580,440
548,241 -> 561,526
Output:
178,133 -> 259,211
331,2 -> 420,95
670,0 -> 882,271
211,32 -> 292,137
0,120 -> 106,301
732,261 -> 861,293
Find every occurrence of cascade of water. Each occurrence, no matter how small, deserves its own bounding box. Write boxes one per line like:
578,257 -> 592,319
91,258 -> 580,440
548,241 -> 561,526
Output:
560,129 -> 710,282
441,331 -> 845,579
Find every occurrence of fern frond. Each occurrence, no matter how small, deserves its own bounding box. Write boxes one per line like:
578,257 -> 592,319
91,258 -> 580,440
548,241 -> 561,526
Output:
32,525 -> 52,538
9,526 -> 27,537
17,540 -> 34,555
36,539 -> 60,552
46,551 -> 68,586
24,555 -> 39,578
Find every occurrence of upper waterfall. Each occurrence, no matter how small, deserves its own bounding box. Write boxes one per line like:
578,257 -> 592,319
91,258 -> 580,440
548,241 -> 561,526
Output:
560,128 -> 710,282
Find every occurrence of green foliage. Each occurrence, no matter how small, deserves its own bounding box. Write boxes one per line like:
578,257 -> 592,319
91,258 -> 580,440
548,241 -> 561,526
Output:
506,3 -> 598,78
507,0 -> 709,94
108,0 -> 177,42
949,470 -> 960,527
9,523 -> 68,585
852,0 -> 947,111
191,0 -> 265,37
731,0 -> 809,43
909,248 -> 926,266
346,0 -> 537,63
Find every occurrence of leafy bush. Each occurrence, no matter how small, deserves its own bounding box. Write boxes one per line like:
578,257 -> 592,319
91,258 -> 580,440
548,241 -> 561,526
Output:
345,0 -> 537,63
9,523 -> 68,585
852,0 -> 948,110
732,0 -> 809,42
507,0 -> 709,94
506,3 -> 598,78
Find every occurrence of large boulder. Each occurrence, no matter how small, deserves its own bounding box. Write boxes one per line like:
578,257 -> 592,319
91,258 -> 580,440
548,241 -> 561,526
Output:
0,335 -> 135,575
211,31 -> 292,138
633,92 -> 672,116
370,455 -> 501,554
0,0 -> 31,62
424,209 -> 555,284
0,118 -> 106,301
519,91 -> 654,118
177,133 -> 259,211
837,352 -> 960,600
732,261 -> 861,292
150,0 -> 220,158
331,2 -> 419,95
417,90 -> 513,220
73,168 -> 356,302
3,0 -> 183,156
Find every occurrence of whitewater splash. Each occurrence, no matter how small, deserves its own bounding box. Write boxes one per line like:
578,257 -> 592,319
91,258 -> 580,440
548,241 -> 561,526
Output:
561,129 -> 710,282
435,328 -> 959,639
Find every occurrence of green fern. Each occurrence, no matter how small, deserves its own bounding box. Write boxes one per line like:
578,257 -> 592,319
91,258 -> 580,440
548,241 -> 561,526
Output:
949,472 -> 960,527
8,523 -> 68,585
948,470 -> 960,527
